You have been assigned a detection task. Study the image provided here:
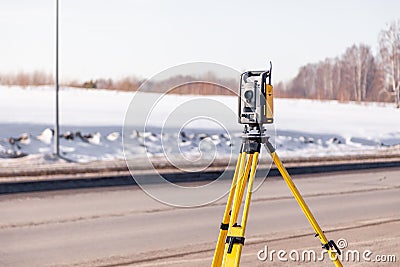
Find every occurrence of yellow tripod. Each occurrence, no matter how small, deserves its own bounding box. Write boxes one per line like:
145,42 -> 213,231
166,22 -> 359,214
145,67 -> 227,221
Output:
212,128 -> 343,267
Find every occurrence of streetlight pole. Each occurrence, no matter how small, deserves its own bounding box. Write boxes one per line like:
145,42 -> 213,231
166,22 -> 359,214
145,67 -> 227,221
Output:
54,0 -> 60,156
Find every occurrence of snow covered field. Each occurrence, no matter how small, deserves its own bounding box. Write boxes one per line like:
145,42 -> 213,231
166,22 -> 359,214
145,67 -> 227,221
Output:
0,86 -> 399,162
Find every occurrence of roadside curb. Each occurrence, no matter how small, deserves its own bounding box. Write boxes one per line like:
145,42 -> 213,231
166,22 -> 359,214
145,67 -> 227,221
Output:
1,155 -> 400,194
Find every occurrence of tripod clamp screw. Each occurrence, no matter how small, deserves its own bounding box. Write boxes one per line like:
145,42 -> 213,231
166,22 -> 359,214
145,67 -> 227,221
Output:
322,240 -> 342,255
225,236 -> 245,254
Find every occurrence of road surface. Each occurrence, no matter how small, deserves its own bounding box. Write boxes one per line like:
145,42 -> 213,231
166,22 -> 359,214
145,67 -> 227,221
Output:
0,168 -> 399,266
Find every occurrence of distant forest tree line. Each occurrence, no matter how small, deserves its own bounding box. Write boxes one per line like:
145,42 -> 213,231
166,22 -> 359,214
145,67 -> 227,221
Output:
0,72 -> 237,96
277,20 -> 400,108
1,20 -> 399,107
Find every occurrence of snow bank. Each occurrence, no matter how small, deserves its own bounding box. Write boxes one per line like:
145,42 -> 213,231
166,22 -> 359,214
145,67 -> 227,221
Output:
0,86 -> 399,162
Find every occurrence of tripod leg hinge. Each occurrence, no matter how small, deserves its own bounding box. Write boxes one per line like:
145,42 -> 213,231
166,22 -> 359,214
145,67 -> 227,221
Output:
265,139 -> 276,153
322,240 -> 341,255
225,236 -> 245,254
220,223 -> 229,230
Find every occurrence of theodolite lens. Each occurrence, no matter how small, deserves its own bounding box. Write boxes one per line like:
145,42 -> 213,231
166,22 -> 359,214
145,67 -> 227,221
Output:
244,90 -> 253,102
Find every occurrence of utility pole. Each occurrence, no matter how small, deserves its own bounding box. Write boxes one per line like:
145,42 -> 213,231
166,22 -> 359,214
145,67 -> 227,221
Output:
54,0 -> 60,156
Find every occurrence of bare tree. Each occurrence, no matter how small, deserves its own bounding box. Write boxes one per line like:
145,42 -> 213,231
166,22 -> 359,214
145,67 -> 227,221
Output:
290,66 -> 307,98
331,58 -> 346,101
315,58 -> 335,99
379,20 -> 400,108
341,44 -> 375,102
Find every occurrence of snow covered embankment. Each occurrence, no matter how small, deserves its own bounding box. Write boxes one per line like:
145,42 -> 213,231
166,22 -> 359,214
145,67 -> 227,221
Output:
0,86 -> 399,163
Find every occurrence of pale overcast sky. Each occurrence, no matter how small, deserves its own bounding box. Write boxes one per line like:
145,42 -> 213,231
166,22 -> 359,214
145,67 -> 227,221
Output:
1,0 -> 399,82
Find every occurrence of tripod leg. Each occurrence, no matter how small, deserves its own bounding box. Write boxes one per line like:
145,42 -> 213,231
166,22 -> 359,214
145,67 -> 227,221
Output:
212,151 -> 246,267
219,153 -> 251,266
265,142 -> 343,267
229,154 -> 253,224
241,153 -> 259,230
222,152 -> 259,267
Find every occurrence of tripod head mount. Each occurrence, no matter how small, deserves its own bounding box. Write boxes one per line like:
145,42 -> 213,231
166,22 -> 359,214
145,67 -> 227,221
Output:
240,124 -> 275,153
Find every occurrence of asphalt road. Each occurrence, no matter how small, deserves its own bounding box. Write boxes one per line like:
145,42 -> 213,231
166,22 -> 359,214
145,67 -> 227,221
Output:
0,168 -> 399,267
